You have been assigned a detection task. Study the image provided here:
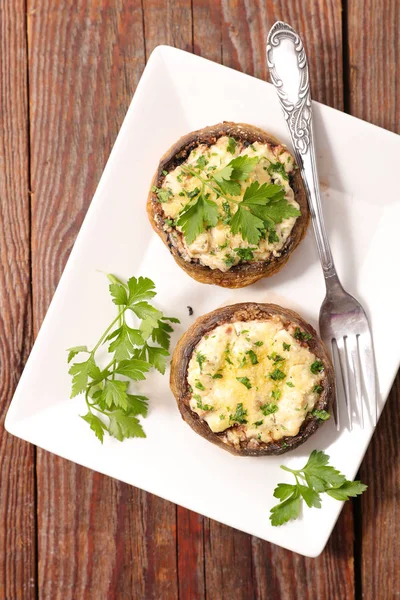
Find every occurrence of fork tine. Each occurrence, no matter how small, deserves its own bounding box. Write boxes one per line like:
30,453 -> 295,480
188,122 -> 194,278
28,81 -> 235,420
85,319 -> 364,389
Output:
330,340 -> 340,430
345,335 -> 364,428
335,338 -> 352,430
357,331 -> 378,426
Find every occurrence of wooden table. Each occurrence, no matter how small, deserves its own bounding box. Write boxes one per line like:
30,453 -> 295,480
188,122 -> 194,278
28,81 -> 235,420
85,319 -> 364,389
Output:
0,1 -> 398,598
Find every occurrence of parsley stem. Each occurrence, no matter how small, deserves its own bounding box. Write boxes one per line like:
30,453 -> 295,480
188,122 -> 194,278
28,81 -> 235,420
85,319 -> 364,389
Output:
91,308 -> 128,356
181,166 -> 241,205
281,465 -> 300,475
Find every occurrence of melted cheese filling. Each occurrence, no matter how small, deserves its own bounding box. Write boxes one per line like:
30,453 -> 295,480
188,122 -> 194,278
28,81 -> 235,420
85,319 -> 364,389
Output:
187,318 -> 325,445
160,136 -> 299,272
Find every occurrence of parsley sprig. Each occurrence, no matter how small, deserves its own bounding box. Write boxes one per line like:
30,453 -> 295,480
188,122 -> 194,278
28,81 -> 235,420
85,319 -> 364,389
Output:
270,450 -> 367,526
67,274 -> 179,443
177,155 -> 300,245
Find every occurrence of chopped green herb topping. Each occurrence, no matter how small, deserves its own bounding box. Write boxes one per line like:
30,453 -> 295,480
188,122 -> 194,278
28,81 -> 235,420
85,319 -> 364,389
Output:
225,344 -> 233,365
196,352 -> 206,373
196,155 -> 208,169
223,254 -> 235,268
286,381 -> 295,388
312,384 -> 323,394
268,352 -> 285,363
311,409 -> 330,421
268,228 -> 280,244
195,396 -> 214,411
310,361 -> 324,374
230,402 -> 248,424
253,420 -> 264,427
246,349 -> 258,365
260,403 -> 279,416
195,381 -> 205,391
271,389 -> 281,401
234,247 -> 255,261
269,368 -> 286,381
268,161 -> 289,181
282,342 -> 291,351
212,373 -> 223,379
236,376 -> 252,389
293,327 -> 312,342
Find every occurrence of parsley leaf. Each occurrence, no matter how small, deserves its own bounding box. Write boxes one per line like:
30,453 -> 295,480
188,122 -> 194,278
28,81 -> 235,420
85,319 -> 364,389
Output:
114,358 -> 150,380
326,480 -> 368,501
270,487 -> 301,526
108,410 -> 146,441
67,274 -> 178,443
177,193 -> 219,244
81,412 -> 107,443
227,137 -> 237,153
229,155 -> 259,180
268,228 -> 280,244
270,450 -> 367,526
69,357 -> 101,398
101,380 -> 129,410
230,205 -> 266,245
242,181 -> 285,205
151,319 -> 174,350
67,345 -> 89,363
212,165 -> 241,196
212,155 -> 258,196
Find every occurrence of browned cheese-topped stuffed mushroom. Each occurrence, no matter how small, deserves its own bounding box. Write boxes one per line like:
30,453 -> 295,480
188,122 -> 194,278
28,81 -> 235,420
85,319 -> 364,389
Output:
148,122 -> 309,288
170,303 -> 335,455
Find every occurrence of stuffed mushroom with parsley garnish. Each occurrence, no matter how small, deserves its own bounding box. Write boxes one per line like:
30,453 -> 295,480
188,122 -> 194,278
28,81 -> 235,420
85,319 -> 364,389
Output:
170,303 -> 335,456
147,122 -> 309,288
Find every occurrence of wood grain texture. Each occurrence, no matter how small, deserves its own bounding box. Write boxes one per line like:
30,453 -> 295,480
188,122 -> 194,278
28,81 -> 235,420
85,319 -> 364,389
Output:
0,0 -> 394,598
28,2 -> 175,598
177,507 -> 205,600
220,0 -> 343,109
143,0 -> 193,58
347,2 -> 400,597
251,503 -> 355,600
0,1 -> 36,599
348,0 -> 399,132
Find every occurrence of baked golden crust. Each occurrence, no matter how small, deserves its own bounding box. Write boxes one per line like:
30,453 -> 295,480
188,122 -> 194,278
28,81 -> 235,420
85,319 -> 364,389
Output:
147,122 -> 310,288
170,303 -> 335,456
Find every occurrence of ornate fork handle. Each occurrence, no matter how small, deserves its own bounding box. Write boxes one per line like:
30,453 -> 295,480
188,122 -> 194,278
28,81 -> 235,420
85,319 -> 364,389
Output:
267,21 -> 336,280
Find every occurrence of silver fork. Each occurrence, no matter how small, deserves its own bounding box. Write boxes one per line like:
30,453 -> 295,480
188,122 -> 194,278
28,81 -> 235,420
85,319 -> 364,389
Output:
266,21 -> 377,429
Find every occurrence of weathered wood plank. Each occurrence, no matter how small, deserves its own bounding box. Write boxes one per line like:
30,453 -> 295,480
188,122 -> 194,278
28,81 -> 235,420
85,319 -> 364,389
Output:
348,0 -> 399,132
0,1 -> 36,598
221,0 -> 344,109
347,2 -> 399,597
28,2 -> 177,598
252,504 -> 355,600
143,0 -> 193,57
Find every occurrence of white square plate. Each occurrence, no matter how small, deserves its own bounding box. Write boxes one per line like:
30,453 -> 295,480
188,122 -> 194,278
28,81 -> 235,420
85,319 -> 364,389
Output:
6,46 -> 400,557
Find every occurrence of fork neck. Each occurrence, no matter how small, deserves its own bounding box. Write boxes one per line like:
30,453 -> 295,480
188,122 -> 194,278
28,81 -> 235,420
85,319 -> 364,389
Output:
323,269 -> 345,296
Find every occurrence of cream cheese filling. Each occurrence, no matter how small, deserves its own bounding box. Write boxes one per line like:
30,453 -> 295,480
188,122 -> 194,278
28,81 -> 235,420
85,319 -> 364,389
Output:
159,136 -> 299,272
187,318 -> 325,444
